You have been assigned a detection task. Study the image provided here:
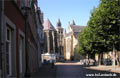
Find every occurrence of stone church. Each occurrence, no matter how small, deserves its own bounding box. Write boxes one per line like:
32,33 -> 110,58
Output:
43,18 -> 58,54
42,18 -> 85,61
64,20 -> 86,60
42,18 -> 65,61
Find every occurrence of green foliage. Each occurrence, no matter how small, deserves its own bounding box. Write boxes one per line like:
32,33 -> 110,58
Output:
78,0 -> 120,56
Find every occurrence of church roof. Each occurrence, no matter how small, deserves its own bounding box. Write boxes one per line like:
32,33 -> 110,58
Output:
70,25 -> 85,33
43,18 -> 55,30
66,25 -> 86,39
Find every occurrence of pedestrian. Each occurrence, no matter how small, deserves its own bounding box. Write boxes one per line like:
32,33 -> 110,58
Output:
51,60 -> 54,69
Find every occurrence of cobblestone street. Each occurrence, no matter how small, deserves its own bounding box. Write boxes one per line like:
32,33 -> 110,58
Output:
31,61 -> 120,78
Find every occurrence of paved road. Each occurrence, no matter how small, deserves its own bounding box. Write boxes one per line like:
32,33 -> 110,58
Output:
56,62 -> 120,78
31,65 -> 56,78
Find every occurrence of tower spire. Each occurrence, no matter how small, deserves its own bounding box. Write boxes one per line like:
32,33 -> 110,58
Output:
72,20 -> 75,25
56,18 -> 61,27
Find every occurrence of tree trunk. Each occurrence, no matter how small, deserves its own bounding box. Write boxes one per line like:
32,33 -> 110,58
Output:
112,49 -> 116,66
98,53 -> 102,65
88,54 -> 90,65
117,51 -> 120,67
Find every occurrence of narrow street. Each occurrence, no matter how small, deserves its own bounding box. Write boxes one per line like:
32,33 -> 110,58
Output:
1,0 -> 120,77
56,61 -> 120,78
31,61 -> 120,78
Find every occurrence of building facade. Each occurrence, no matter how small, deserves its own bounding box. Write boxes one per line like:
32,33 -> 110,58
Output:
36,7 -> 44,67
1,0 -> 43,77
64,20 -> 86,60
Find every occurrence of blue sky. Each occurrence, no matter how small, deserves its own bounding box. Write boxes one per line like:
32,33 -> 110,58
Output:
38,0 -> 100,30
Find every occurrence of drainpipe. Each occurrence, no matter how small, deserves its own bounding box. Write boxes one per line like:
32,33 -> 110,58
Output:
24,12 -> 29,77
1,0 -> 5,77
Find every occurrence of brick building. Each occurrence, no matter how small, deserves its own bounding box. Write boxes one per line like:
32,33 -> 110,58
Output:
1,0 -> 44,77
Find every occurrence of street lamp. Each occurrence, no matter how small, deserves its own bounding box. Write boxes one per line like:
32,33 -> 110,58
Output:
21,6 -> 31,77
1,0 -> 5,77
0,19 -> 1,77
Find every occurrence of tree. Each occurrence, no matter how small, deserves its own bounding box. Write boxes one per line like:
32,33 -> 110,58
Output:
78,0 -> 120,66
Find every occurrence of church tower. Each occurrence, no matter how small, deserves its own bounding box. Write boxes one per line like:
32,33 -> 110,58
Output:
72,20 -> 75,25
56,18 -> 64,58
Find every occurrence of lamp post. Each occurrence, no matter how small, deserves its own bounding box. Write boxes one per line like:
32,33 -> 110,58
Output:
21,6 -> 31,77
1,0 -> 5,77
0,0 -> 2,77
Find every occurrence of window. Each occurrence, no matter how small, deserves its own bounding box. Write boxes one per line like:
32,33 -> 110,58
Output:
6,27 -> 12,76
18,30 -> 25,76
7,29 -> 10,40
19,36 -> 24,73
5,16 -> 16,77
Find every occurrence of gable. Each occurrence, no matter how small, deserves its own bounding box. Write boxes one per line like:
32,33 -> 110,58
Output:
67,25 -> 73,33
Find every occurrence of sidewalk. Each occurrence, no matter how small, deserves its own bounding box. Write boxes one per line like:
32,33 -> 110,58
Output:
31,64 -> 56,78
85,65 -> 120,74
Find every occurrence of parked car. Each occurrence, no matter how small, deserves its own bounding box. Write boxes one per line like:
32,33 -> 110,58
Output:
80,59 -> 95,65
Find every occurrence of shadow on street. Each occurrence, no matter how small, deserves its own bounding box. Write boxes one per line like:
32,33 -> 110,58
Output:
31,64 -> 56,78
56,61 -> 120,78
